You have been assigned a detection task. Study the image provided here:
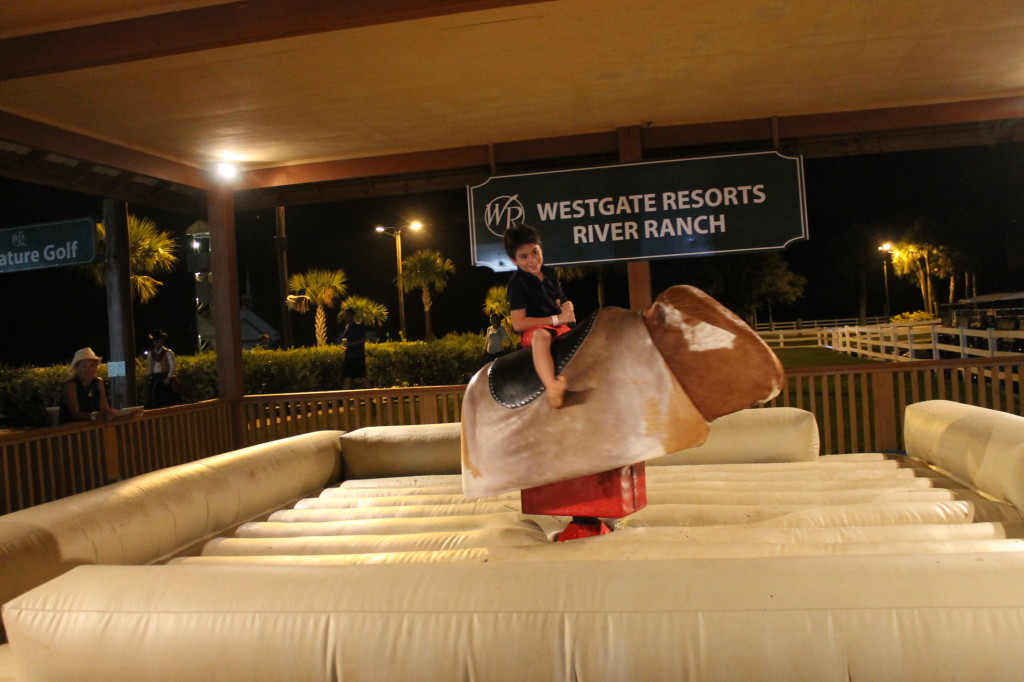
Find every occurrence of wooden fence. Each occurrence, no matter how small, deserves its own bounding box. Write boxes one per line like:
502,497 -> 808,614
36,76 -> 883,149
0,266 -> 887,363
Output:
822,320 -> 1024,362
754,316 -> 888,332
757,329 -> 822,349
2,362 -> 1022,515
759,356 -> 1023,455
0,400 -> 234,514
240,385 -> 466,446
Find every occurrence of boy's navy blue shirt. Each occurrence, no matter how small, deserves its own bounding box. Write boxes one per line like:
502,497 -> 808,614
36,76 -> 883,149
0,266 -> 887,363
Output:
508,265 -> 564,318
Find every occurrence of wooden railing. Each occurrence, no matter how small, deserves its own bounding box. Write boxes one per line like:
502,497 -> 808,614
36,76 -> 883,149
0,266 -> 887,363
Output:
0,400 -> 234,514
0,387 -> 465,515
2,363 -> 1022,515
240,385 -> 466,446
760,356 -> 1023,454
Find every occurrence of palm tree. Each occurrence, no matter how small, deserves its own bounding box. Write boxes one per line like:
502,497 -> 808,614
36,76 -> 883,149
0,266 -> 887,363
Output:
889,240 -> 951,316
483,285 -> 509,318
401,249 -> 455,341
482,285 -> 517,337
89,214 -> 179,303
286,268 -> 348,346
337,295 -> 389,328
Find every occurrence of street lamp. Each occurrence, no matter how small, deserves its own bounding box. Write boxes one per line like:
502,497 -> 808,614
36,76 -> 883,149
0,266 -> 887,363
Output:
375,220 -> 423,341
878,242 -> 892,319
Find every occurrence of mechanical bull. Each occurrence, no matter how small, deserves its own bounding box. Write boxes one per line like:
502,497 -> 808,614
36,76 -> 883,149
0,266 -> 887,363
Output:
460,286 -> 785,501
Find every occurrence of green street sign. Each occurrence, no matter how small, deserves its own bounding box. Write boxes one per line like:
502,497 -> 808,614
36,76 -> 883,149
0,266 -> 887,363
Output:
468,151 -> 808,271
0,218 -> 97,273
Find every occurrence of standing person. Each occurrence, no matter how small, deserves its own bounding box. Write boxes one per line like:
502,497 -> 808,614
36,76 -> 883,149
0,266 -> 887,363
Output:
503,223 -> 576,408
339,308 -> 367,390
483,313 -> 512,362
146,329 -> 179,408
59,348 -> 120,423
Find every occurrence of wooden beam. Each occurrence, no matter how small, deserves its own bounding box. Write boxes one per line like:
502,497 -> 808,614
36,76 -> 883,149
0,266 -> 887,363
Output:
0,0 -> 553,81
0,163 -> 205,215
243,145 -> 491,189
495,131 -> 618,165
0,110 -> 210,189
241,96 -> 1024,194
16,149 -> 48,170
4,94 -> 1024,214
235,167 -> 489,210
777,96 -> 1024,139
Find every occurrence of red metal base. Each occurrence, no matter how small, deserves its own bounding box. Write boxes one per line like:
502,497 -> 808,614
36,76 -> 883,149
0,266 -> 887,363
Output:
521,462 -> 646,520
557,516 -> 613,541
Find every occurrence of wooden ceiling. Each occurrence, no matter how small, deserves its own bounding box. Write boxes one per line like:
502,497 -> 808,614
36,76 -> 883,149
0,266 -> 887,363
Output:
3,0 -> 1024,213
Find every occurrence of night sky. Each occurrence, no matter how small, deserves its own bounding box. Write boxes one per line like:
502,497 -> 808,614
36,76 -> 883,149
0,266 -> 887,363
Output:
1,142 -> 1023,367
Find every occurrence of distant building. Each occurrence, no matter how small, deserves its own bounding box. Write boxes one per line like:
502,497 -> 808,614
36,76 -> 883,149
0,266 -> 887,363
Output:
187,220 -> 280,351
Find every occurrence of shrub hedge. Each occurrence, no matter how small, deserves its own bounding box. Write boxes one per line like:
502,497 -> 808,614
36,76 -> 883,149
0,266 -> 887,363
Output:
0,332 -> 496,428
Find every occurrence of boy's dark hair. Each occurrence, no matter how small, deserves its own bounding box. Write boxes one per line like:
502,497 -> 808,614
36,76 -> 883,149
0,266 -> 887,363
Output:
503,223 -> 541,259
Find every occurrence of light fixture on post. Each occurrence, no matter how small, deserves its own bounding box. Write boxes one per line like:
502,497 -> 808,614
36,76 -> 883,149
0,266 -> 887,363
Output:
375,220 -> 423,341
878,242 -> 893,319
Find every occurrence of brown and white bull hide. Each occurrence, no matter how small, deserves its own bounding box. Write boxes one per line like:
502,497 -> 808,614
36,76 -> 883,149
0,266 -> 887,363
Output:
461,307 -> 708,498
643,286 -> 785,421
460,286 -> 784,499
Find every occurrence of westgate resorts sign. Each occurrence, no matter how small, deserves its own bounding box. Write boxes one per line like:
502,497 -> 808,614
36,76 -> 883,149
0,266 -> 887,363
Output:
468,151 -> 807,271
0,218 -> 97,273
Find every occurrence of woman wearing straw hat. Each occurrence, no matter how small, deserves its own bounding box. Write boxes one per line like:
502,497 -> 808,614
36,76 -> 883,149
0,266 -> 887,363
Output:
58,347 -> 121,424
146,329 -> 179,408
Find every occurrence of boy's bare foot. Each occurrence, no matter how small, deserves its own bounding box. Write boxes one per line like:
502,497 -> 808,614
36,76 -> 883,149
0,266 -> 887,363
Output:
546,375 -> 568,409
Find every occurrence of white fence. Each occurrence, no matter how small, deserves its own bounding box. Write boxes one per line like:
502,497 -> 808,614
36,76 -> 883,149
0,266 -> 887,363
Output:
754,316 -> 888,332
757,329 -> 822,349
822,320 -> 1024,362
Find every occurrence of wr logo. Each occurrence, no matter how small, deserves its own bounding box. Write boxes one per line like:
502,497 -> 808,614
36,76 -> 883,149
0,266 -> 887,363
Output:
483,195 -> 526,237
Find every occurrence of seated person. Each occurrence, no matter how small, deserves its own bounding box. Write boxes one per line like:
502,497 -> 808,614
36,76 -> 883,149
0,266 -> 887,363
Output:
59,347 -> 121,423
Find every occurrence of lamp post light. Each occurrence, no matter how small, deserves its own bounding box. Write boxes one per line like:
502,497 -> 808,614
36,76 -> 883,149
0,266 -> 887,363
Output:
375,220 -> 423,341
878,242 -> 893,320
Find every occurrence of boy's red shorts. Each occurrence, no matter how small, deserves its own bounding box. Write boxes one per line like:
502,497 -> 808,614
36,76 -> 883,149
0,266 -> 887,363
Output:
521,323 -> 572,348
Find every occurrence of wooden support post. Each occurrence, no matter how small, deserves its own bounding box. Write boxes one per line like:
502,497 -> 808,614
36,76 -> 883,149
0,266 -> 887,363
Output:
627,262 -> 652,312
102,199 -> 137,409
102,423 -> 121,482
617,125 -> 652,311
421,394 -> 439,424
208,185 -> 246,449
871,372 -> 899,451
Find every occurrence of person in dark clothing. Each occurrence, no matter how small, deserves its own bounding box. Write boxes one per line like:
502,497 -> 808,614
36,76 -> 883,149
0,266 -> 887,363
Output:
59,347 -> 118,423
146,329 -> 180,408
503,223 -> 576,408
339,308 -> 367,389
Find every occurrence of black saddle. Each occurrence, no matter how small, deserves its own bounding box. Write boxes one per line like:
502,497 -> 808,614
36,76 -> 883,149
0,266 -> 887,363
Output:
487,311 -> 598,408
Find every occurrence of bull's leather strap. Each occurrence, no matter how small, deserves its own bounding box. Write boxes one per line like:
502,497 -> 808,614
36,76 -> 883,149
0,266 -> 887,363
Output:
487,311 -> 597,408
